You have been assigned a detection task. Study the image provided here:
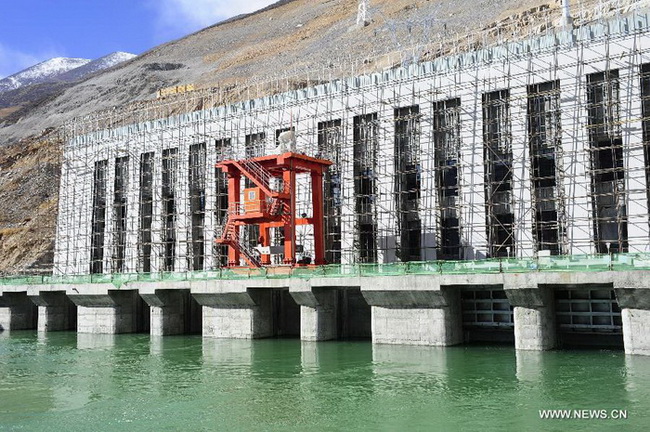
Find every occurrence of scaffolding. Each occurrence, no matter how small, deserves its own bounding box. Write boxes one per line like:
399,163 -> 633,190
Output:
45,1 -> 650,277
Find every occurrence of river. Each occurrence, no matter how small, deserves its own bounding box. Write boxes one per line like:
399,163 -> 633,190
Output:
1,331 -> 648,431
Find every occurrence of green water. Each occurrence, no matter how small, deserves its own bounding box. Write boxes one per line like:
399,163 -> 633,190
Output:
1,332 -> 649,431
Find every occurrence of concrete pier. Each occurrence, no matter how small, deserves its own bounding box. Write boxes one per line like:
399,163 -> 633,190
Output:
194,289 -> 274,339
291,287 -> 338,341
361,276 -> 462,346
0,290 -> 37,331
69,289 -> 144,334
29,290 -> 76,332
2,268 -> 650,356
615,287 -> 650,356
139,289 -> 200,336
505,286 -> 556,351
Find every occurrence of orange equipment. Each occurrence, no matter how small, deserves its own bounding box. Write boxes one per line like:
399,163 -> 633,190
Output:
215,152 -> 332,268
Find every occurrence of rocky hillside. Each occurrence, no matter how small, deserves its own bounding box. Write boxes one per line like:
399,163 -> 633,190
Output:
0,0 -> 623,274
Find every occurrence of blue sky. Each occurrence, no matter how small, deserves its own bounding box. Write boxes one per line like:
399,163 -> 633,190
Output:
0,0 -> 276,78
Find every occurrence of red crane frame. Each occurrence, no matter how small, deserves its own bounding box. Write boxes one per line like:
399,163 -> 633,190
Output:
215,152 -> 332,268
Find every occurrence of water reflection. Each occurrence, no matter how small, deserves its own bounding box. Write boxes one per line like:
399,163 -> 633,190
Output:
624,354 -> 650,402
515,349 -> 545,383
77,333 -> 115,350
202,337 -> 255,367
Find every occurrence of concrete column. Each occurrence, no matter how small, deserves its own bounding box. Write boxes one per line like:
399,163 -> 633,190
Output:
459,88 -> 488,259
70,290 -> 141,334
194,289 -> 273,339
0,291 -> 37,331
362,280 -> 462,346
510,85 -> 534,258
291,288 -> 337,341
619,65 -> 650,251
29,291 -> 76,332
560,56 -> 593,254
505,286 -> 556,351
614,287 -> 650,355
140,289 -> 198,336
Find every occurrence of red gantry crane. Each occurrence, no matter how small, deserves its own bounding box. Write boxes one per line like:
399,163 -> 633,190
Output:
215,152 -> 332,268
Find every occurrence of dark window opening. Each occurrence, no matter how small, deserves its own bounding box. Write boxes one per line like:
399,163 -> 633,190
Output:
318,119 -> 343,264
139,152 -> 154,273
189,143 -> 206,271
113,156 -> 129,273
214,138 -> 231,267
528,80 -> 563,255
90,160 -> 108,274
587,70 -> 627,254
354,113 -> 378,263
434,98 -> 463,260
162,148 -> 178,271
395,105 -> 421,262
483,90 -> 515,258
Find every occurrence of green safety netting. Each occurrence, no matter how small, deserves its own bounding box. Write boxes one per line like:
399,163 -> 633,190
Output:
3,253 -> 650,287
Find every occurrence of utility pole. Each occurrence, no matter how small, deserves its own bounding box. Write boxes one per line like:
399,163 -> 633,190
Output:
357,0 -> 370,27
560,0 -> 573,28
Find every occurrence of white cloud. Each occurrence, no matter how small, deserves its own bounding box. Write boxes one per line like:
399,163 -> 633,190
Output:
152,0 -> 277,40
0,43 -> 61,79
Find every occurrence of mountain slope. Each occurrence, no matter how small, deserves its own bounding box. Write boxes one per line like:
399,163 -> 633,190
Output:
0,57 -> 90,93
56,52 -> 137,82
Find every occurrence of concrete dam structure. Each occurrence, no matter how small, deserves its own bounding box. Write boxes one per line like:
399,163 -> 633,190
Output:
3,7 -> 650,356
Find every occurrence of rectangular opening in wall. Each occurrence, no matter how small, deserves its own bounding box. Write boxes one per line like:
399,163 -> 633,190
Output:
586,70 -> 627,253
555,288 -> 623,349
337,288 -> 372,339
353,113 -> 378,263
214,138 -> 231,267
395,105 -> 421,262
528,81 -> 564,256
113,156 -> 129,273
461,288 -> 514,344
162,148 -> 178,272
433,98 -> 462,260
641,63 -> 650,229
271,289 -> 301,338
318,119 -> 343,264
188,143 -> 206,271
139,152 -> 154,273
90,160 -> 108,274
483,90 -> 515,258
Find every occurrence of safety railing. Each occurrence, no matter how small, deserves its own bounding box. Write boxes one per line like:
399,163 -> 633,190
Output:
2,253 -> 650,288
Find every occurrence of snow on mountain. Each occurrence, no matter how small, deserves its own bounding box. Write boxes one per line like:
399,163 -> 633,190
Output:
0,57 -> 91,93
57,52 -> 137,82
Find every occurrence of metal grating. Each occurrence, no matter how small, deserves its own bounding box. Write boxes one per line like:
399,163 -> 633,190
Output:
556,289 -> 622,333
461,289 -> 514,328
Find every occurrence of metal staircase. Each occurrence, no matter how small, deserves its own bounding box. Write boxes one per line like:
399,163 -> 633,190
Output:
216,159 -> 285,267
216,204 -> 262,267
